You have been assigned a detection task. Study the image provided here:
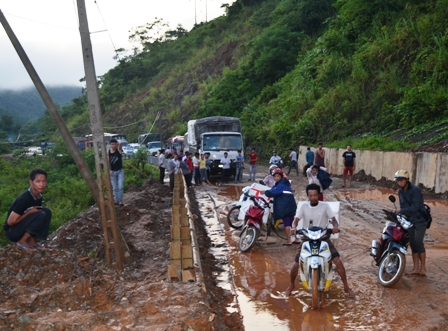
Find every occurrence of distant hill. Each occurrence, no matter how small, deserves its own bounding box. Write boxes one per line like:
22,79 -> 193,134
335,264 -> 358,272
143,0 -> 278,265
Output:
0,86 -> 82,124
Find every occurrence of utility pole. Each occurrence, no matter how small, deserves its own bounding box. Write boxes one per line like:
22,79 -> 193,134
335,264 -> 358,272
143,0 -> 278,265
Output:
76,0 -> 129,270
0,9 -> 101,205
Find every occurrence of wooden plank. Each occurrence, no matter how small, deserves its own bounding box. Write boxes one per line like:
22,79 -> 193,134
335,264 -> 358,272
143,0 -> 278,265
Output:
171,226 -> 180,240
182,269 -> 196,283
181,227 -> 190,240
181,244 -> 193,259
181,258 -> 193,269
168,264 -> 182,281
170,241 -> 182,260
172,213 -> 180,226
180,238 -> 191,245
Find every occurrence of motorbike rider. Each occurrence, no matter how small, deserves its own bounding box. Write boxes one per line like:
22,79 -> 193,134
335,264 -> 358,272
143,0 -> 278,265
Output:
260,165 -> 279,188
285,183 -> 356,297
261,168 -> 297,245
394,170 -> 427,276
269,151 -> 283,168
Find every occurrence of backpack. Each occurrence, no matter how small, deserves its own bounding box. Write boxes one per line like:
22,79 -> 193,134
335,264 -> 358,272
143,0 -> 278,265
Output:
317,170 -> 332,190
421,204 -> 432,229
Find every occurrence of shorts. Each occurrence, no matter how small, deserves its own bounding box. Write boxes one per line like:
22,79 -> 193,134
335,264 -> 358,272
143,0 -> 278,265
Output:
282,216 -> 294,227
294,238 -> 340,262
343,167 -> 354,175
409,221 -> 426,254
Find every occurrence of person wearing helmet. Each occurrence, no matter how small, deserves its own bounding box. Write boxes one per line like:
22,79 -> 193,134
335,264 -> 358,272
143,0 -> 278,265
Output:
262,168 -> 297,245
394,170 -> 427,276
260,165 -> 278,188
269,151 -> 283,167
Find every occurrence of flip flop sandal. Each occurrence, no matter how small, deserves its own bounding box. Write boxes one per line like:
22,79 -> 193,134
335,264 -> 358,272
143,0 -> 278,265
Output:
14,243 -> 34,250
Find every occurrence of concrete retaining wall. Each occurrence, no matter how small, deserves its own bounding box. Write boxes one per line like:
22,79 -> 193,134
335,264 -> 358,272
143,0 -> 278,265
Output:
298,146 -> 447,194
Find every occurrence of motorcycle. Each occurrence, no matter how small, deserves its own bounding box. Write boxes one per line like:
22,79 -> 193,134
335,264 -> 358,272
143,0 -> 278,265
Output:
296,221 -> 334,309
227,183 -> 272,230
238,195 -> 272,253
370,195 -> 412,287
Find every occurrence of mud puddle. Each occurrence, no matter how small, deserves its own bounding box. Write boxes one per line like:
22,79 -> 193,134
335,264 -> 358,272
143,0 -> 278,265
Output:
195,181 -> 448,331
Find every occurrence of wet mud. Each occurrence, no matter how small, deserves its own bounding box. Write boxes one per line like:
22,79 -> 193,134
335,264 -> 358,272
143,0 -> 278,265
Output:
200,169 -> 448,330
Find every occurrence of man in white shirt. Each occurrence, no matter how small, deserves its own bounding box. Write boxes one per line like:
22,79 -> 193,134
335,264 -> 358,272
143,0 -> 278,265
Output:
158,149 -> 166,185
220,152 -> 231,183
285,183 -> 355,297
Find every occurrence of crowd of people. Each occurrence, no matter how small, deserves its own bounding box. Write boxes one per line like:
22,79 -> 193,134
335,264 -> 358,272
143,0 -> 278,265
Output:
3,142 -> 428,300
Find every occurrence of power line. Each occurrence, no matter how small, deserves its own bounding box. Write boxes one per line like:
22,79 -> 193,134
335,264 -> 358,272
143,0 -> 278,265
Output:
93,0 -> 121,61
2,12 -> 77,31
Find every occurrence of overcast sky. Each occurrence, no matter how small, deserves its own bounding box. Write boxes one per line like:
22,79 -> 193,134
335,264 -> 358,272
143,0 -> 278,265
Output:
0,0 -> 234,90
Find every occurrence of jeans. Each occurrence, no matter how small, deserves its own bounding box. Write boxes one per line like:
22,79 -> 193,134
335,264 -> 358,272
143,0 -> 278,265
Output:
110,169 -> 124,203
235,167 -> 243,182
194,168 -> 200,185
199,168 -> 208,182
249,165 -> 256,180
287,160 -> 299,175
222,168 -> 230,183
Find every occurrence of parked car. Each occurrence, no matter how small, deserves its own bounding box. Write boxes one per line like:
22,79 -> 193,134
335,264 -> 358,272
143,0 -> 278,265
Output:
26,147 -> 42,156
122,145 -> 134,158
146,141 -> 161,156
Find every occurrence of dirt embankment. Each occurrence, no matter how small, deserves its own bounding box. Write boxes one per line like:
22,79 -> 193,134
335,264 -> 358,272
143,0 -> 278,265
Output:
0,179 -> 243,331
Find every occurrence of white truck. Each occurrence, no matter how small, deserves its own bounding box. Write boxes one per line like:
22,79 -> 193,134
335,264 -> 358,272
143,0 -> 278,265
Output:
186,116 -> 243,176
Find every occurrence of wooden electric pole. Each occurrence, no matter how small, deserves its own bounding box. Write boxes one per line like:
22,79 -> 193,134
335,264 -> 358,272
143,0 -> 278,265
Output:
0,9 -> 101,205
76,0 -> 129,270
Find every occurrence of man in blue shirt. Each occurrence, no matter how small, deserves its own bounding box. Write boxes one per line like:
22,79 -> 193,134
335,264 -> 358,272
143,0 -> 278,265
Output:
234,150 -> 244,183
305,147 -> 314,165
395,169 -> 427,276
303,147 -> 315,176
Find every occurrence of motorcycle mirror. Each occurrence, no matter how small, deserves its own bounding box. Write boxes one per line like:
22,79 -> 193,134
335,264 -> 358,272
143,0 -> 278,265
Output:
388,195 -> 396,203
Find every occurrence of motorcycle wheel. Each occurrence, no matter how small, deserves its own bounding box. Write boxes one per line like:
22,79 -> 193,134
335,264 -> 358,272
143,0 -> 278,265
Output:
378,249 -> 406,287
311,268 -> 319,309
227,206 -> 243,229
238,225 -> 259,253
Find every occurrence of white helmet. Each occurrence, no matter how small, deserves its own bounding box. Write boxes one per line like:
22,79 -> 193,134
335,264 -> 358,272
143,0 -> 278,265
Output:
394,170 -> 409,181
269,164 -> 279,174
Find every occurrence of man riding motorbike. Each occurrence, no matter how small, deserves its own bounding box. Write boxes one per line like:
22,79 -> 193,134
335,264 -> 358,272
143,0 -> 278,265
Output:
285,183 -> 355,297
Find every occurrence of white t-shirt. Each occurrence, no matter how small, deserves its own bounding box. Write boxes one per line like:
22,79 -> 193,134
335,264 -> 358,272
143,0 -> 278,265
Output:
221,157 -> 231,169
158,153 -> 165,166
290,151 -> 297,162
192,156 -> 199,167
295,202 -> 336,228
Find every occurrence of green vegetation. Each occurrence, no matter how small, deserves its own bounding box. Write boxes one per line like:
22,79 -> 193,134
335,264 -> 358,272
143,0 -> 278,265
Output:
5,1 -> 448,156
0,143 -> 158,248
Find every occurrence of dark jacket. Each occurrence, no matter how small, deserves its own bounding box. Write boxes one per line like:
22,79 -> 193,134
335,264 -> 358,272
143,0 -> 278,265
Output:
265,178 -> 297,220
398,182 -> 426,224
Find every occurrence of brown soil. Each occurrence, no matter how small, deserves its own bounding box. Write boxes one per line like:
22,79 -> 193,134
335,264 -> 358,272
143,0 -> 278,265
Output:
0,178 -> 243,331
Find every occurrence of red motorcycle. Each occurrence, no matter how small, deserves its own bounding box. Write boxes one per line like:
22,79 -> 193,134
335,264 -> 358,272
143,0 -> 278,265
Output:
370,195 -> 412,287
238,196 -> 271,252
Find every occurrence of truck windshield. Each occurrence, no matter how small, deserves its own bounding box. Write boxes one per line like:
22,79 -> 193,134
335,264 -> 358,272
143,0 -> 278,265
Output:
202,134 -> 242,151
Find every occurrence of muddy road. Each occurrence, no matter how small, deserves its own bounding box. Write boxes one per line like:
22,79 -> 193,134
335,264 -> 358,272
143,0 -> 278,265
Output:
197,172 -> 448,331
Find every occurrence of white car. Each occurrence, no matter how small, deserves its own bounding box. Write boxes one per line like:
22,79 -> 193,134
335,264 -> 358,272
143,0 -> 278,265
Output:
26,147 -> 42,156
122,145 -> 134,157
146,141 -> 161,156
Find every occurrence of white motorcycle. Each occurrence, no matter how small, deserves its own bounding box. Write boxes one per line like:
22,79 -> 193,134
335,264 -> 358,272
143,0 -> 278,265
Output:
297,222 -> 335,309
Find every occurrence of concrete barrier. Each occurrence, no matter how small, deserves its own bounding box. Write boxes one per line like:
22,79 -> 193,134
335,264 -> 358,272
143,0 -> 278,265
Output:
299,146 -> 447,194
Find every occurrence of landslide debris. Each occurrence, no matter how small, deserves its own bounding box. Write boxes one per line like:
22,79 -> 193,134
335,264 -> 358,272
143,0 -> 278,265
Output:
0,178 -> 243,331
